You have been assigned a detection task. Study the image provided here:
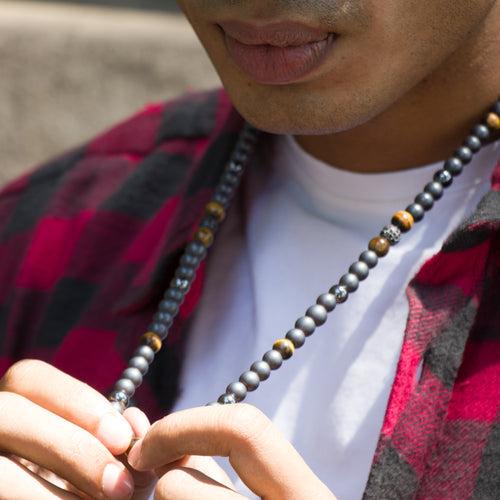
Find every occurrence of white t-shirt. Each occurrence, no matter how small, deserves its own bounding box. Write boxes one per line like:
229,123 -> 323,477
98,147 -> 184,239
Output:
169,133 -> 499,499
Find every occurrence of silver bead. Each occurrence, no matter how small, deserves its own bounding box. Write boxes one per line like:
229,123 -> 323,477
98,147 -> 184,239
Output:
380,224 -> 401,245
285,328 -> 306,348
240,370 -> 260,391
122,367 -> 143,387
250,360 -> 271,381
129,356 -> 149,375
218,393 -> 236,405
330,285 -> 348,303
109,390 -> 129,406
295,316 -> 316,336
316,293 -> 336,312
226,382 -> 247,402
114,378 -> 135,397
133,345 -> 155,364
263,350 -> 283,370
305,304 -> 328,326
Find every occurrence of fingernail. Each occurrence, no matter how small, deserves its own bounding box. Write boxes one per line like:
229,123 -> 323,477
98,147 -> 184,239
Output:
127,439 -> 142,470
97,413 -> 133,451
102,463 -> 134,499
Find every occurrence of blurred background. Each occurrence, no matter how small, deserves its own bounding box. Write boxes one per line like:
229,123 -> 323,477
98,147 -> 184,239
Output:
0,0 -> 221,186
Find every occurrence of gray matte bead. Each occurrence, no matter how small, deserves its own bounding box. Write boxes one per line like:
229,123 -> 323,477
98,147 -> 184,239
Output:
424,181 -> 443,200
359,250 -> 378,269
222,172 -> 240,186
122,367 -> 143,387
473,124 -> 490,141
213,192 -> 230,207
493,101 -> 500,115
153,312 -> 173,326
226,382 -> 247,402
148,322 -> 168,336
164,288 -> 184,302
200,216 -> 219,231
415,192 -> 434,211
129,356 -> 149,375
263,350 -> 283,370
159,300 -> 179,315
286,328 -> 306,348
295,316 -> 316,336
433,170 -> 453,188
305,304 -> 328,326
330,285 -> 348,303
240,370 -> 260,391
175,266 -> 196,281
406,203 -> 425,222
114,378 -> 135,397
444,158 -> 463,176
110,401 -> 125,414
316,293 -> 337,312
186,241 -> 207,258
133,345 -> 155,364
455,146 -> 473,164
349,261 -> 369,281
227,160 -> 244,175
464,135 -> 481,153
250,360 -> 271,381
218,394 -> 236,405
180,253 -> 201,268
339,273 -> 359,292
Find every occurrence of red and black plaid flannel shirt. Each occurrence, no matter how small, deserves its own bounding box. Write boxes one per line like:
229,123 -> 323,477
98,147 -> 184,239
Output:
0,87 -> 498,499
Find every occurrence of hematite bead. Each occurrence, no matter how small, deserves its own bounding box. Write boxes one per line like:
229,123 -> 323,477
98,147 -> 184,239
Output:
464,135 -> 481,153
286,328 -> 306,348
433,170 -> 453,188
444,158 -> 463,177
239,370 -> 260,391
205,201 -> 226,222
424,181 -> 444,200
226,382 -> 247,402
153,312 -> 173,326
196,227 -> 214,248
159,300 -> 179,315
110,401 -> 125,414
122,367 -> 143,387
340,273 -> 359,292
415,192 -> 434,211
180,253 -> 200,268
141,332 -> 162,353
305,304 -> 328,326
129,356 -> 149,375
455,146 -> 473,164
148,322 -> 168,336
359,250 -> 378,269
199,216 -> 219,232
391,210 -> 414,233
295,316 -> 316,336
473,124 -> 490,141
406,203 -> 425,222
316,293 -> 336,312
369,236 -> 390,257
250,360 -> 271,381
186,241 -> 207,258
218,393 -> 236,405
109,390 -> 129,406
272,339 -> 295,360
114,378 -> 135,397
133,345 -> 155,364
486,112 -> 500,130
330,284 -> 348,303
263,350 -> 283,369
175,266 -> 196,281
349,261 -> 369,281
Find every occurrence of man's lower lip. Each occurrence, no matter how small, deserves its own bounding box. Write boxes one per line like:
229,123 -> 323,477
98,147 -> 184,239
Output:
224,32 -> 337,85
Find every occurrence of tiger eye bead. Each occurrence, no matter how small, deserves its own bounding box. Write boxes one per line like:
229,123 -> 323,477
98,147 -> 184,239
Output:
195,227 -> 214,247
368,236 -> 390,257
486,112 -> 500,130
391,210 -> 414,233
141,332 -> 162,353
272,338 -> 295,360
205,201 -> 226,222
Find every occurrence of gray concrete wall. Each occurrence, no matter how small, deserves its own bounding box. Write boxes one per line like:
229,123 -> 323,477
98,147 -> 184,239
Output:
0,1 -> 221,186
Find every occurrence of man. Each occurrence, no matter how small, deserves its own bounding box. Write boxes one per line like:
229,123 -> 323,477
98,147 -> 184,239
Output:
0,0 -> 498,498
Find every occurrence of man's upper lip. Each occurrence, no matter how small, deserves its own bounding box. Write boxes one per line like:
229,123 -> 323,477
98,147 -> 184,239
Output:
218,20 -> 331,47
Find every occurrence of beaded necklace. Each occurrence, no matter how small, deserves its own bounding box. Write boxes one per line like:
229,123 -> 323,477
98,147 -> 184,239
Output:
108,99 -> 500,414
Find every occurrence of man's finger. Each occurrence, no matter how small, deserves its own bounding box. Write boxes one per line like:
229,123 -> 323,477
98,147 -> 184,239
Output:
128,404 -> 333,499
155,466 -> 246,500
0,454 -> 80,500
0,391 -> 134,500
0,359 -> 133,455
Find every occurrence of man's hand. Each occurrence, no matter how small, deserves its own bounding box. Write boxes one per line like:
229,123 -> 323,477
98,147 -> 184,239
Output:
127,403 -> 337,499
0,359 -> 149,499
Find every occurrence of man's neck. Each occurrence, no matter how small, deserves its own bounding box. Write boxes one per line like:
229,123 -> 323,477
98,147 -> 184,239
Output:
294,6 -> 500,174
